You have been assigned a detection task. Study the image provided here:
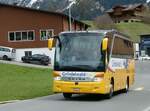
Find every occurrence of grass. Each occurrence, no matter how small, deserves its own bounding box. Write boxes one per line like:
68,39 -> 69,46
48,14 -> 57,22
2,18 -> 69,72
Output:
116,22 -> 150,42
84,20 -> 150,42
0,63 -> 53,102
83,20 -> 97,29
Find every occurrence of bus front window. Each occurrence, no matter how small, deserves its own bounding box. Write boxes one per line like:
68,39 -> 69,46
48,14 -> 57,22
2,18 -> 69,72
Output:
54,33 -> 105,72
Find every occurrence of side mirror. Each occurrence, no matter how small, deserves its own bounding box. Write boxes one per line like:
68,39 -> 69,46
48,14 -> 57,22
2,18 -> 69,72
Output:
102,38 -> 108,51
48,38 -> 55,50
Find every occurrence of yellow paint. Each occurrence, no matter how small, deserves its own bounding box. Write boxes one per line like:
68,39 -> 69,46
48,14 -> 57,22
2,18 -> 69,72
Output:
102,38 -> 108,51
48,38 -> 54,50
53,80 -> 108,94
53,59 -> 135,95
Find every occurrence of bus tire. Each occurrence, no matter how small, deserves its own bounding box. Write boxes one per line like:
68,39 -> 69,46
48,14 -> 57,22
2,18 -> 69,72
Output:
63,93 -> 72,99
3,55 -> 8,60
123,78 -> 129,93
106,81 -> 114,99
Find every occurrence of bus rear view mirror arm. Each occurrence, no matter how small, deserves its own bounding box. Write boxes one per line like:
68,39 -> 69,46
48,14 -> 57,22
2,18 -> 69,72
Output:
48,36 -> 58,50
102,38 -> 108,51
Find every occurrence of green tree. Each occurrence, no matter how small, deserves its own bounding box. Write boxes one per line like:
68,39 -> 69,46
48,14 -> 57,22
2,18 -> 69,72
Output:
94,14 -> 116,29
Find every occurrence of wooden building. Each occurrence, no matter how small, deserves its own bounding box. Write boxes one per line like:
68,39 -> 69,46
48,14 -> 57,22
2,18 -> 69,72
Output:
140,34 -> 150,56
0,3 -> 89,61
106,4 -> 145,23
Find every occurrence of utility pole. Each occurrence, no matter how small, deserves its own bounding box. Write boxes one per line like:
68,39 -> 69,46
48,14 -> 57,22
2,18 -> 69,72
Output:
68,0 -> 77,31
59,0 -> 78,31
69,5 -> 72,31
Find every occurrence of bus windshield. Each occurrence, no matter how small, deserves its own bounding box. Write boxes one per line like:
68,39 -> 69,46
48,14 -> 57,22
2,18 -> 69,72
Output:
54,32 -> 105,72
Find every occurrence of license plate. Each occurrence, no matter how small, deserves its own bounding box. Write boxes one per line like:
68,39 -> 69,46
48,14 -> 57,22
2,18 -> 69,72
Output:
73,88 -> 80,92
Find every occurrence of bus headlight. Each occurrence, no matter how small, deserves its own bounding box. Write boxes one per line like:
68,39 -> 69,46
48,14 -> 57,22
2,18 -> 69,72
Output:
93,77 -> 103,82
93,73 -> 104,82
54,76 -> 61,81
53,71 -> 61,81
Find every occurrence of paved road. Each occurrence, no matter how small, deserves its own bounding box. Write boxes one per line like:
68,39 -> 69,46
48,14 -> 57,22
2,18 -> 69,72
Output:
0,60 -> 52,69
0,61 -> 150,111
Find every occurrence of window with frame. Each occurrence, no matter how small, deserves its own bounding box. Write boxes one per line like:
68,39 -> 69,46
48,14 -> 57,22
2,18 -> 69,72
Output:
16,32 -> 21,41
0,48 -> 10,52
112,36 -> 134,58
28,31 -> 34,40
22,32 -> 28,40
40,29 -> 54,40
4,48 -> 10,52
9,32 -> 15,41
8,30 -> 35,41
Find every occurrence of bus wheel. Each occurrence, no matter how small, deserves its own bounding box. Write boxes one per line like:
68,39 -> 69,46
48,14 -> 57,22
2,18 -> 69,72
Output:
3,55 -> 8,60
106,83 -> 114,99
63,93 -> 72,99
123,78 -> 129,93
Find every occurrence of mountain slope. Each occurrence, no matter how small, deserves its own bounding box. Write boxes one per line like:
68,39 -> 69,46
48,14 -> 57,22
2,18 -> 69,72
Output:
0,0 -> 147,20
116,22 -> 150,42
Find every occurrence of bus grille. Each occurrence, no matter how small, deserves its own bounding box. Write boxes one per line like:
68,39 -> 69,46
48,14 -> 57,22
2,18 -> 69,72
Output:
61,77 -> 92,82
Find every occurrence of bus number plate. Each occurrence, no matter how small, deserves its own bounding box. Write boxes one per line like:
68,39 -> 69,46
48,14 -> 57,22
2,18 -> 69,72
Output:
73,88 -> 80,92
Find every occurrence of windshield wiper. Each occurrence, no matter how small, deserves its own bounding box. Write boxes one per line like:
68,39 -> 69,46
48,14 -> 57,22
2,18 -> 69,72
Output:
59,65 -> 96,71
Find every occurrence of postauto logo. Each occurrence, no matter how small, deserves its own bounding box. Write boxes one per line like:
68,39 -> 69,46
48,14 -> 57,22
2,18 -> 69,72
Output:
62,72 -> 86,77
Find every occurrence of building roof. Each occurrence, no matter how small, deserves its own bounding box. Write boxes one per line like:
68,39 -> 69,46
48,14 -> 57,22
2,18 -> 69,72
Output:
106,3 -> 144,13
123,3 -> 143,11
112,5 -> 126,9
0,3 -> 89,28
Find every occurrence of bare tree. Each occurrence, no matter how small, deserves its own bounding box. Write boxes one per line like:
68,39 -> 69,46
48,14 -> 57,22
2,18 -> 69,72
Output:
94,14 -> 116,29
136,6 -> 150,24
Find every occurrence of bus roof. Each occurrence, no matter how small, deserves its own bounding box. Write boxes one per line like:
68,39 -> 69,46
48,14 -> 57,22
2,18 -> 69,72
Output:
60,30 -> 133,42
60,30 -> 113,35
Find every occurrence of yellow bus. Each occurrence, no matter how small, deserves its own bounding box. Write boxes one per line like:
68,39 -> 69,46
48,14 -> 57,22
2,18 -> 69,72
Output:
48,30 -> 135,99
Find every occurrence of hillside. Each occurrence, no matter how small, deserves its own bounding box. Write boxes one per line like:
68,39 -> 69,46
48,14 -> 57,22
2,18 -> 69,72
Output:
84,21 -> 150,42
116,22 -> 150,42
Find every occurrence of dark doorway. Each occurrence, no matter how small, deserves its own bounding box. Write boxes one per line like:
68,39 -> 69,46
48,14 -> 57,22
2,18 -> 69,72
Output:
25,51 -> 32,57
147,48 -> 150,56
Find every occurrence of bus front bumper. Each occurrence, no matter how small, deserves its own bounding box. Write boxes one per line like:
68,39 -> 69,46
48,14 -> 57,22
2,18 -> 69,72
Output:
53,81 -> 109,94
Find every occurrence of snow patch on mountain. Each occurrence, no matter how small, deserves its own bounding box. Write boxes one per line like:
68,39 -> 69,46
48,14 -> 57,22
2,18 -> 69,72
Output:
27,0 -> 38,7
27,0 -> 44,8
147,0 -> 150,3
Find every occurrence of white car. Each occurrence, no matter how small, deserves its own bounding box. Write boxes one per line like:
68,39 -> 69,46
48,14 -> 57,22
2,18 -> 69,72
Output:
0,46 -> 16,60
139,55 -> 150,60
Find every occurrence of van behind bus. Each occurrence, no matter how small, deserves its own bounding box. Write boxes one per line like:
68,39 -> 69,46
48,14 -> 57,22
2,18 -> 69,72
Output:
0,46 -> 16,60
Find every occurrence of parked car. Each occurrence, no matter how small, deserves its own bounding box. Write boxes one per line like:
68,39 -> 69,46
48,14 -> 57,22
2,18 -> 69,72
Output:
21,54 -> 50,65
0,46 -> 16,60
139,55 -> 150,60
